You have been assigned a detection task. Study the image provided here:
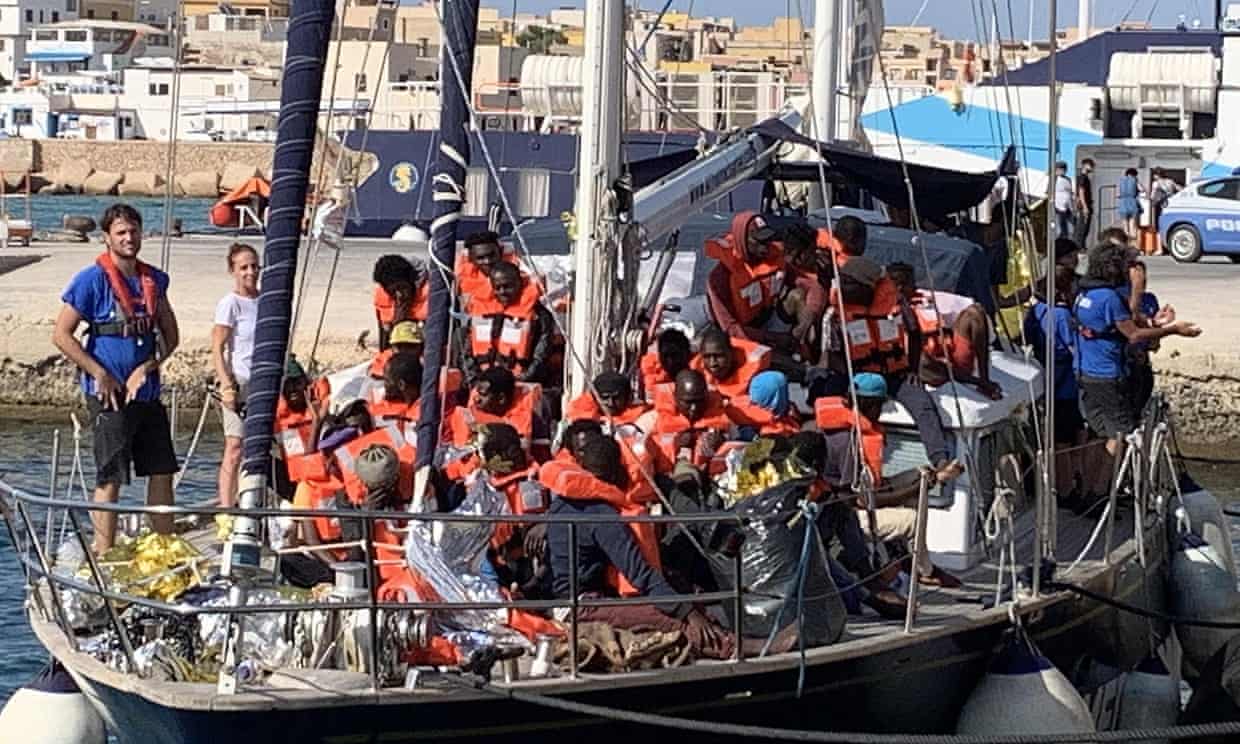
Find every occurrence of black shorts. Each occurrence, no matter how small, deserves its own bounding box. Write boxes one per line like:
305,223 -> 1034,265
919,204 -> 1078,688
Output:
1053,397 -> 1085,445
1078,375 -> 1136,440
87,397 -> 178,487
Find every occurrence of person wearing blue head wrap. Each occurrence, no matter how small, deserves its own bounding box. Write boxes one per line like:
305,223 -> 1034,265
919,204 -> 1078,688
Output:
851,372 -> 888,400
748,370 -> 789,415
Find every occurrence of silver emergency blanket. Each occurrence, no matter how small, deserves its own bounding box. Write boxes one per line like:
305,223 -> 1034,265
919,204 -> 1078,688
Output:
710,479 -> 847,649
198,589 -> 296,670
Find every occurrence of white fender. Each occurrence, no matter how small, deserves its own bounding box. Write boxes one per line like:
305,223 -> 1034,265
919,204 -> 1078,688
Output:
1116,656 -> 1181,744
957,632 -> 1095,737
0,667 -> 106,744
1176,488 -> 1236,580
1171,536 -> 1240,680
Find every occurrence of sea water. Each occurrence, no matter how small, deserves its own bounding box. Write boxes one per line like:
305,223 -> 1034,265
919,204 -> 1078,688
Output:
8,196 -> 218,235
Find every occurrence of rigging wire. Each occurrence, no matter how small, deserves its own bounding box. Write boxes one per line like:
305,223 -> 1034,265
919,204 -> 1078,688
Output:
157,0 -> 186,272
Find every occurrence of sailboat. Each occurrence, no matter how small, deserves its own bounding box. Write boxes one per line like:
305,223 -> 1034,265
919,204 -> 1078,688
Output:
0,0 -> 1233,742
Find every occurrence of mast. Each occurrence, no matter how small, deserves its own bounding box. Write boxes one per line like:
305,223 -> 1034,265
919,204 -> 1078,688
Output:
808,0 -> 840,210
415,0 -> 479,511
1037,0 -> 1060,598
567,0 -> 625,398
812,0 -> 840,144
225,0 -> 335,577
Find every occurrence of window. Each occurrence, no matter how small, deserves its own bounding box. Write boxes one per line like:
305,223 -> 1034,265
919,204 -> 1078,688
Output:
24,10 -> 33,23
35,30 -> 57,40
1199,179 -> 1240,200
149,34 -> 169,46
86,9 -> 94,18
149,82 -> 169,95
13,109 -> 32,125
66,0 -> 76,10
110,11 -> 118,19
463,167 -> 488,216
38,9 -> 44,22
381,18 -> 389,29
65,30 -> 86,41
355,73 -> 367,92
516,168 -> 550,217
0,40 -> 6,51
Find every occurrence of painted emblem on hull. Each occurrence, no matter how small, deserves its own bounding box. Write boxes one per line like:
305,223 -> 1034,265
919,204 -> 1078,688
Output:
389,162 -> 419,194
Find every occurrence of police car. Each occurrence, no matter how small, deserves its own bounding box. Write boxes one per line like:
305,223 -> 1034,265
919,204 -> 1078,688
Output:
1159,176 -> 1240,263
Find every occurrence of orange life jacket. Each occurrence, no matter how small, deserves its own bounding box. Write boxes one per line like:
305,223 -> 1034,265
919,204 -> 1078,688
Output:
564,392 -> 648,429
94,252 -> 159,338
373,280 -> 430,325
538,458 -> 662,597
907,296 -> 968,369
454,245 -> 519,306
638,351 -> 674,400
447,383 -> 542,452
705,212 -> 786,327
332,424 -> 415,506
814,396 -> 885,486
371,517 -> 408,582
726,396 -> 802,437
464,280 -> 544,373
690,338 -> 771,402
293,477 -> 349,561
830,273 -> 909,374
481,465 -> 548,549
370,397 -> 421,436
274,397 -> 319,483
368,348 -> 394,379
648,383 -> 734,473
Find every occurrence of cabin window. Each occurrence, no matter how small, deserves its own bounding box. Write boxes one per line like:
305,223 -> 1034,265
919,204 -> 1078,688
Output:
65,30 -> 87,41
51,11 -> 59,22
25,10 -> 33,22
463,167 -> 488,216
150,34 -> 169,46
516,168 -> 550,217
66,0 -> 76,10
149,82 -> 169,95
882,429 -> 933,479
35,29 -> 56,40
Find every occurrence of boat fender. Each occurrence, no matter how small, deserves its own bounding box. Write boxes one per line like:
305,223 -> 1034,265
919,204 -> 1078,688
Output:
956,628 -> 1095,736
0,662 -> 106,744
391,223 -> 430,244
1173,483 -> 1236,581
1170,533 -> 1240,681
1116,655 -> 1180,744
1182,635 -> 1240,733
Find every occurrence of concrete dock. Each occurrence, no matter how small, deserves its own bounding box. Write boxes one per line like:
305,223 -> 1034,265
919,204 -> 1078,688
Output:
0,236 -> 1235,443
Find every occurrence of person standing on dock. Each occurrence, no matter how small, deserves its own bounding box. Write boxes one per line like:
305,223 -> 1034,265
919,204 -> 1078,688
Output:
1074,158 -> 1095,248
51,203 -> 180,554
211,243 -> 259,516
1053,161 -> 1075,240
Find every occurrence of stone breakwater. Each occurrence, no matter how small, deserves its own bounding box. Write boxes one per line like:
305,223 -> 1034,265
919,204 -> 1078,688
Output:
0,138 -> 349,198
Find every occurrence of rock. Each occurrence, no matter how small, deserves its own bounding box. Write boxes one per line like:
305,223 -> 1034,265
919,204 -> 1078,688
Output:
62,215 -> 96,233
35,229 -> 89,243
177,171 -> 220,198
220,163 -> 261,192
82,171 -> 123,196
1,171 -> 29,192
37,183 -> 62,195
117,171 -> 162,197
55,162 -> 93,194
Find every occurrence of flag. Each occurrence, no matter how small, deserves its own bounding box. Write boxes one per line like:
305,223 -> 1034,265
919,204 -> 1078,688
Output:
848,0 -> 884,148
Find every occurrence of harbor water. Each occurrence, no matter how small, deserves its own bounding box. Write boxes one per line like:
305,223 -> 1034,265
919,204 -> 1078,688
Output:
0,411 -> 1237,707
6,196 -> 218,235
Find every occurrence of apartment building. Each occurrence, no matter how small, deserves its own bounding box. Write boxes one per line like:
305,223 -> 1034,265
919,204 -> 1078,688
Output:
0,0 -> 77,81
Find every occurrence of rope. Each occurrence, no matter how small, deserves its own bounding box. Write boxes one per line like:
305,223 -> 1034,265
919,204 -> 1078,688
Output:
760,499 -> 820,698
174,391 -> 214,490
452,674 -> 1240,743
158,0 -> 186,272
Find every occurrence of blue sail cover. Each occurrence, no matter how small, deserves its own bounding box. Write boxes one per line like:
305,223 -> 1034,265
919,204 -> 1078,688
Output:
416,0 -> 479,470
241,0 -> 334,476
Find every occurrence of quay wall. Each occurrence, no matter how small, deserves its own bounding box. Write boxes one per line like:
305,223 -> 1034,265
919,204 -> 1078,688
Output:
0,139 -> 341,197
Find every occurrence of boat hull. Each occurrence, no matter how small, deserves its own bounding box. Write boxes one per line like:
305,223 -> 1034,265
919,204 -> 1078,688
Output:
60,540 -> 1167,744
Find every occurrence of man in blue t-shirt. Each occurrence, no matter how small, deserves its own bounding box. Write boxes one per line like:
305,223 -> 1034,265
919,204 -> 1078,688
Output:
1073,242 -> 1198,457
52,203 -> 181,553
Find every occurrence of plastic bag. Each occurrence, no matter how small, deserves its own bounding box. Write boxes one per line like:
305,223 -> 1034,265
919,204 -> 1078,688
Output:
709,479 -> 847,649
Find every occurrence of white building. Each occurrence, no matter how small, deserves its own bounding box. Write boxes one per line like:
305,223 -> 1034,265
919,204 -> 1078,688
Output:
0,0 -> 78,82
25,20 -> 171,78
118,64 -> 279,139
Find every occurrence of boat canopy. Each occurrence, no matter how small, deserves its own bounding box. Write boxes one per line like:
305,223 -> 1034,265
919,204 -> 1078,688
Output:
753,118 -> 1018,220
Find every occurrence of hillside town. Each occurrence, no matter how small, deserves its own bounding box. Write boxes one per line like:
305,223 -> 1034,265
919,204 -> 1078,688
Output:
0,0 -> 1122,143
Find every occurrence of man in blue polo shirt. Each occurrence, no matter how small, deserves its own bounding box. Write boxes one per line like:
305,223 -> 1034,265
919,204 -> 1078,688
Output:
52,203 -> 181,553
1074,242 -> 1198,457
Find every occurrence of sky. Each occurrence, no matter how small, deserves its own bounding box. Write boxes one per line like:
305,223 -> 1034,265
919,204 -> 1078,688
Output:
480,0 -> 1213,40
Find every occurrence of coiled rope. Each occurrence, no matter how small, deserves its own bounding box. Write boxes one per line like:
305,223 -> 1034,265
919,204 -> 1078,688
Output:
451,673 -> 1240,743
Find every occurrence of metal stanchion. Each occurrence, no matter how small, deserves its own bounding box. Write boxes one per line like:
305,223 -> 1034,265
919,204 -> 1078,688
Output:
904,469 -> 931,634
732,547 -> 744,661
43,430 -> 60,562
568,522 -> 579,680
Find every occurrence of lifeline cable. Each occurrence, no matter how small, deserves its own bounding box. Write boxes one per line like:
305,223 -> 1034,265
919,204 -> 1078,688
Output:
1047,580 -> 1240,630
450,673 -> 1240,744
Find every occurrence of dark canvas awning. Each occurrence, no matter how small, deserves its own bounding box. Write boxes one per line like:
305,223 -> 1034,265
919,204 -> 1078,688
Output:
754,119 -> 1017,219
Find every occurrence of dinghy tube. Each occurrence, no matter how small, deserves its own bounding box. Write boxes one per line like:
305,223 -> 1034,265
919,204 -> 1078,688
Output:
0,662 -> 106,743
